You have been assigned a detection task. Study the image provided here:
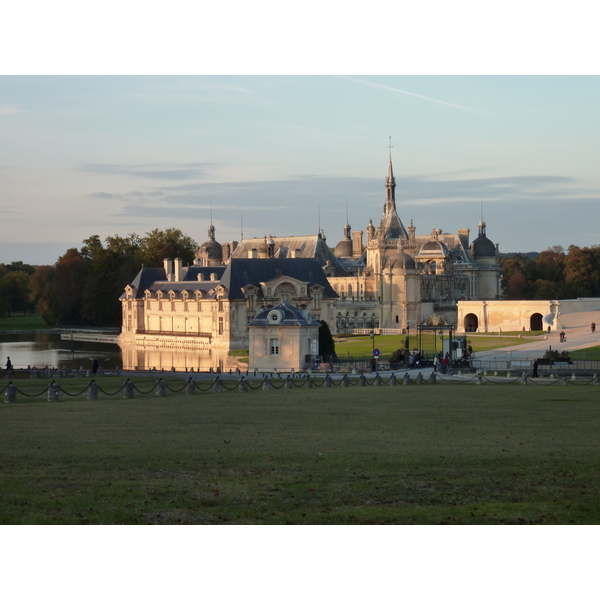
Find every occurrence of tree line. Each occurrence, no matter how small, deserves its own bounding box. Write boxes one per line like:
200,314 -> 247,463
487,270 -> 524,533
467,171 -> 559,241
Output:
0,228 -> 196,326
501,245 -> 600,300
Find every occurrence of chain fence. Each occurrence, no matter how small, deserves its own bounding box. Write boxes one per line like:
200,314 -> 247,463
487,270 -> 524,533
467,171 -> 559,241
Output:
3,372 -> 600,403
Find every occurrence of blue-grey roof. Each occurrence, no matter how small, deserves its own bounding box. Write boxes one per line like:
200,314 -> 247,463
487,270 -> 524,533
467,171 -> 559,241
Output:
248,300 -> 322,327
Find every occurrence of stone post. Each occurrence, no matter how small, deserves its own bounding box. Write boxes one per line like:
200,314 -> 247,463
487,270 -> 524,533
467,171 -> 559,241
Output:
156,379 -> 167,397
123,379 -> 134,398
305,376 -> 313,389
214,377 -> 223,393
415,373 -> 423,385
571,373 -> 577,381
47,381 -> 59,402
374,374 -> 382,386
324,375 -> 332,388
592,374 -> 600,385
476,373 -> 483,385
341,374 -> 349,388
262,377 -> 272,391
87,381 -> 99,401
403,373 -> 411,385
561,377 -> 567,386
4,382 -> 16,403
428,372 -> 436,383
186,378 -> 196,395
520,372 -> 527,385
239,377 -> 248,392
30,367 -> 37,379
358,374 -> 366,387
388,373 -> 397,386
284,376 -> 293,390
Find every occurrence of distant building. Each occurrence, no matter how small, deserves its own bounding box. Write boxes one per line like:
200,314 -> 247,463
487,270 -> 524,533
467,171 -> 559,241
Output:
120,154 -> 501,358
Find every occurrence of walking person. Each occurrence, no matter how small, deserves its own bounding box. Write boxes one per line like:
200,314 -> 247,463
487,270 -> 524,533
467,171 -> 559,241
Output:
5,356 -> 14,375
433,355 -> 439,372
92,357 -> 99,376
592,322 -> 596,334
533,359 -> 539,378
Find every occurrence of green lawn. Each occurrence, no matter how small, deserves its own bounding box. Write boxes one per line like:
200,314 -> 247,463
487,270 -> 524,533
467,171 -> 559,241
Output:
335,333 -> 540,357
2,377 -> 600,524
0,315 -> 51,331
571,346 -> 600,360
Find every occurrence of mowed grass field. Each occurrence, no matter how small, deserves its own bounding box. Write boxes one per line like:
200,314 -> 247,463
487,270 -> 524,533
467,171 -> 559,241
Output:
334,333 -> 542,357
2,377 -> 600,524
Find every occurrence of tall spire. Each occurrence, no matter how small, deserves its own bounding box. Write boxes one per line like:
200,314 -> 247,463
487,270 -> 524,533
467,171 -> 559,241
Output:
378,140 -> 407,240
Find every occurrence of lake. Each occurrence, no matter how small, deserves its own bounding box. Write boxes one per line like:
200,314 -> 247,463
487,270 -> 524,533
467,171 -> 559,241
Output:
0,333 -> 235,372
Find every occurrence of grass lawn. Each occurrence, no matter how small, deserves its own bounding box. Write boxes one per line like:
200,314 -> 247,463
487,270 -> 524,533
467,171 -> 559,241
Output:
571,346 -> 600,360
0,315 -> 51,331
2,377 -> 600,524
335,333 -> 539,357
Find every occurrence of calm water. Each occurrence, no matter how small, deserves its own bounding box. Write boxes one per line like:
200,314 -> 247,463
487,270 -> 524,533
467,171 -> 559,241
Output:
0,333 -> 232,372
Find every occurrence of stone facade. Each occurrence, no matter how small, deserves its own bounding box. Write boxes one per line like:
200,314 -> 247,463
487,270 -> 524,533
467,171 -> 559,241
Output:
120,155 -> 501,352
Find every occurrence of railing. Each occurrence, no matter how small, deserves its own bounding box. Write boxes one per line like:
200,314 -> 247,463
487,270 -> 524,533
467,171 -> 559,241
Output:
140,330 -> 212,338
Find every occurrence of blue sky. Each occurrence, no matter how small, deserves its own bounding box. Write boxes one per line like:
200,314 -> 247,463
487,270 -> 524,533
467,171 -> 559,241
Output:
2,75 -> 600,264
1,6 -> 599,266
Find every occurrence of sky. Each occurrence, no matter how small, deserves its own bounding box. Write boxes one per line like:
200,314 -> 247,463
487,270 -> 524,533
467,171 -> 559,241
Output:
2,5 -> 599,267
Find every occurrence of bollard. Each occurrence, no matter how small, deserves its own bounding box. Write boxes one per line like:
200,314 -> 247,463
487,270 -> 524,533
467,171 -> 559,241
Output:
4,382 -> 16,403
156,379 -> 167,397
358,374 -> 366,387
30,367 -> 37,379
415,373 -> 423,385
506,371 -> 511,378
374,374 -> 382,386
284,376 -> 293,390
571,373 -> 577,381
403,373 -> 411,385
116,367 -> 121,376
239,377 -> 248,392
324,374 -> 332,388
214,377 -> 223,393
476,373 -> 483,385
494,371 -> 498,376
521,373 -> 528,385
75,370 -> 82,378
262,377 -> 272,391
341,374 -> 349,388
593,374 -> 600,385
47,381 -> 59,402
429,372 -> 436,384
352,368 -> 357,375
387,373 -> 397,386
87,381 -> 99,401
123,379 -> 134,398
186,377 -> 196,395
561,377 -> 567,386
305,376 -> 313,389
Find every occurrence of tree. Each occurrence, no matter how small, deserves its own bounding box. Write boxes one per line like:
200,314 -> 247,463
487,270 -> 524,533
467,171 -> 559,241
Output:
0,271 -> 33,316
318,320 -> 337,359
138,228 -> 197,267
29,265 -> 58,325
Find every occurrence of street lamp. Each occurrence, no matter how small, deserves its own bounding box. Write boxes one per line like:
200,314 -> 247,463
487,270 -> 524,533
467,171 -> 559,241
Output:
370,329 -> 375,352
406,320 -> 410,351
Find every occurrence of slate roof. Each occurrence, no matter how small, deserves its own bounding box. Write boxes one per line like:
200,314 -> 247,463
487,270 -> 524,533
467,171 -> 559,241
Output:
248,300 -> 321,328
121,259 -> 338,301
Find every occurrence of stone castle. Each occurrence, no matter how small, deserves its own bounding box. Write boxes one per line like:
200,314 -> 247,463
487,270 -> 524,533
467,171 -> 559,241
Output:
119,155 -> 500,353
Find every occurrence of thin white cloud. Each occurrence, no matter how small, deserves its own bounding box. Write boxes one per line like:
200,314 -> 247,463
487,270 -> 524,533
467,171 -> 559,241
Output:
0,105 -> 25,115
339,76 -> 491,115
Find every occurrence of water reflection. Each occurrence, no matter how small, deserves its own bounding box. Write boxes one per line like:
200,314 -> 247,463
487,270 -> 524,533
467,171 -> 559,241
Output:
0,333 -> 245,372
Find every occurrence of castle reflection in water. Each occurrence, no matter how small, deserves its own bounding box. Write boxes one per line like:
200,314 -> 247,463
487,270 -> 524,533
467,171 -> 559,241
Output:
119,343 -> 244,373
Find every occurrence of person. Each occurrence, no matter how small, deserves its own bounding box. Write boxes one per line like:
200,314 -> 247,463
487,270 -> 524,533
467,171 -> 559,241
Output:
592,322 -> 596,334
532,358 -> 539,378
522,326 -> 525,332
92,357 -> 99,375
467,344 -> 473,358
408,352 -> 415,369
5,356 -> 14,375
498,327 -> 502,335
433,355 -> 439,372
370,357 -> 377,373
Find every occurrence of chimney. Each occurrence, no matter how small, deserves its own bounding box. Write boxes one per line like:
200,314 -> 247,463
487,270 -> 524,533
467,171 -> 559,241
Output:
197,273 -> 204,282
210,272 -> 217,281
163,258 -> 173,282
174,258 -> 183,282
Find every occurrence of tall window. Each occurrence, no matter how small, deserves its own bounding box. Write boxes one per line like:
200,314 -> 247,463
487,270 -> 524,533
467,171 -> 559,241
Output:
218,317 -> 224,335
270,338 -> 279,355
